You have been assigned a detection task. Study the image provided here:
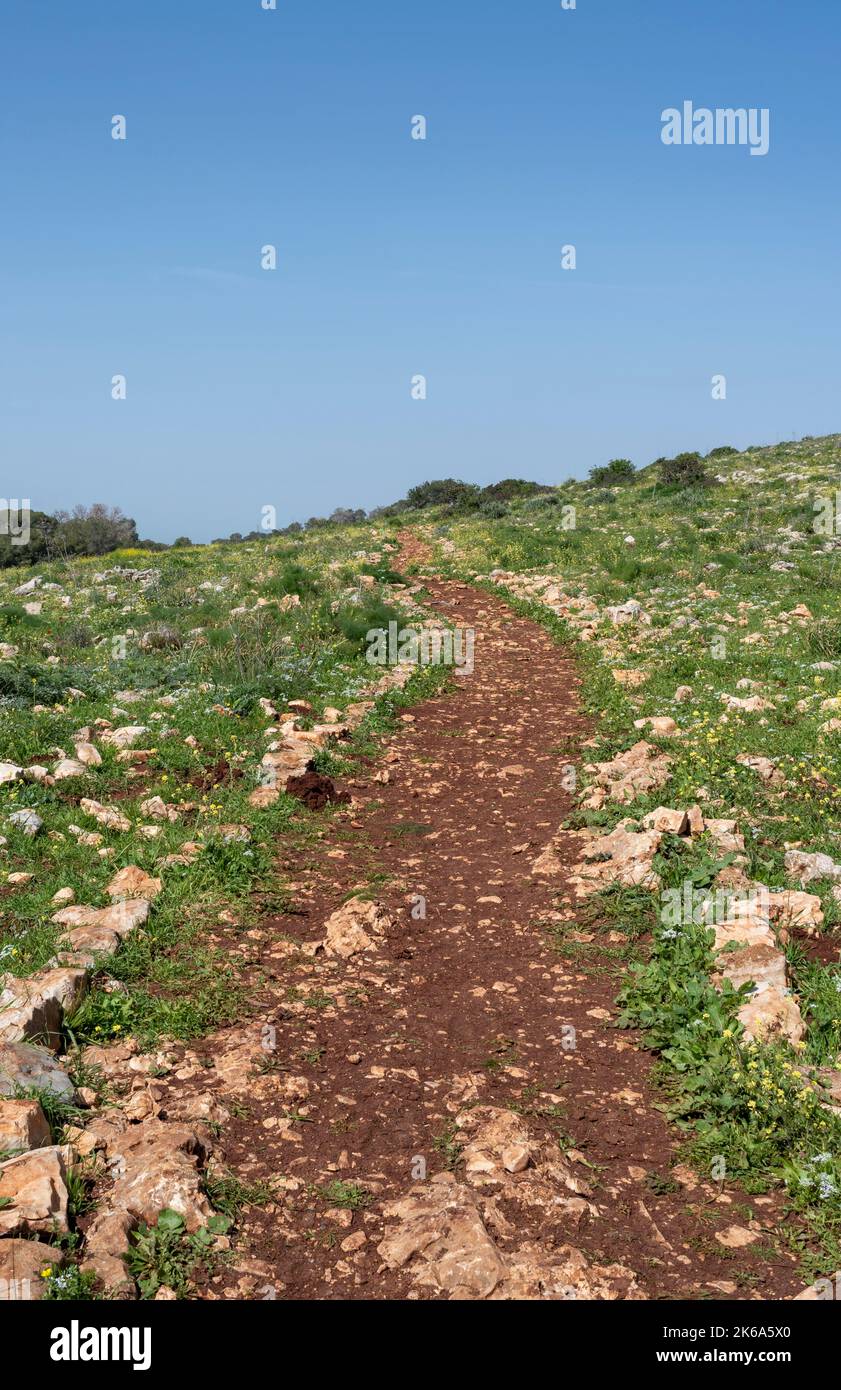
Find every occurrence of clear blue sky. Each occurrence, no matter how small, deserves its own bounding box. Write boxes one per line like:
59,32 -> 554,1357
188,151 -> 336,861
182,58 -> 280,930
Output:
2,0 -> 839,542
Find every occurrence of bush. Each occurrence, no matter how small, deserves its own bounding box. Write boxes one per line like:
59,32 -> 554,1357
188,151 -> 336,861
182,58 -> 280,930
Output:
658,452 -> 709,487
589,458 -> 635,487
404,479 -> 481,512
479,479 -> 551,502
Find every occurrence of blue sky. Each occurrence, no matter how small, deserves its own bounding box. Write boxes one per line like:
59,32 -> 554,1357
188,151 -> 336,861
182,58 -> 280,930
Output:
2,0 -> 839,541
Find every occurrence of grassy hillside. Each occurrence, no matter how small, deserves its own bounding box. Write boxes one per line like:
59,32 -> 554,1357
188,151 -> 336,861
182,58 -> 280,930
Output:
3,431 -> 841,1296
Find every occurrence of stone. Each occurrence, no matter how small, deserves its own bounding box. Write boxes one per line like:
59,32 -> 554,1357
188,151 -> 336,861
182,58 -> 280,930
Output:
716,942 -> 788,994
765,890 -> 823,931
139,796 -> 181,822
75,742 -> 102,767
582,742 -> 671,806
379,1172 -> 640,1301
79,799 -> 131,832
259,745 -> 312,787
611,670 -> 647,687
100,725 -> 149,749
715,1225 -> 759,1249
0,968 -> 89,1047
248,787 -> 280,808
605,600 -> 648,626
720,693 -> 774,713
95,1118 -> 212,1232
571,822 -> 662,895
0,1146 -> 69,1235
0,1239 -> 64,1300
785,848 -> 841,886
23,766 -> 51,785
7,810 -> 43,837
52,758 -> 89,780
454,1106 -> 539,1183
323,900 -> 392,958
736,754 -> 785,787
0,763 -> 22,786
0,1044 -> 76,1101
81,1212 -> 137,1291
795,1271 -> 841,1301
378,1173 -> 509,1299
737,985 -> 805,1047
51,899 -> 150,964
712,917 -> 776,952
217,823 -> 251,843
68,825 -> 104,847
642,807 -> 689,836
106,866 -> 162,901
0,1098 -> 51,1154
633,717 -> 678,737
704,819 -> 746,855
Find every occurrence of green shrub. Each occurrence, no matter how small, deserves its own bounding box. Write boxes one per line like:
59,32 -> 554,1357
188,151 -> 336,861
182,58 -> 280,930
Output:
658,452 -> 709,487
589,458 -> 635,487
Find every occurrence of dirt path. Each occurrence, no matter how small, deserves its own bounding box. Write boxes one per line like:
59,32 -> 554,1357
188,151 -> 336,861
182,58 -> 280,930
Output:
145,547 -> 802,1300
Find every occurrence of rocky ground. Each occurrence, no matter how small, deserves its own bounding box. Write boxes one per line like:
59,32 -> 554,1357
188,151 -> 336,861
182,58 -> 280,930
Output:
2,542 -> 809,1301
4,444 -> 841,1300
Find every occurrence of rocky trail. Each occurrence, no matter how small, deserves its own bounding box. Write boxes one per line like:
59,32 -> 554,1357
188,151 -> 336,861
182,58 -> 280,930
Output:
50,539 -> 807,1302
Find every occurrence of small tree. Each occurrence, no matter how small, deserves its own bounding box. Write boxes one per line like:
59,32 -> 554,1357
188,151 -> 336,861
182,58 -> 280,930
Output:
589,458 -> 635,487
404,479 -> 480,511
53,504 -> 139,556
659,452 -> 709,486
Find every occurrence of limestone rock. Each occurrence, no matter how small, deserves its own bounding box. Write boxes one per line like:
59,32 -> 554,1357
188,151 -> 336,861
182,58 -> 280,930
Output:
736,754 -> 785,787
52,759 -> 89,781
737,985 -> 805,1046
785,848 -> 841,886
75,742 -> 103,767
259,746 -> 313,787
0,1146 -> 69,1235
633,717 -> 679,737
0,1239 -> 64,1300
379,1173 -> 640,1301
765,890 -> 823,931
79,798 -> 131,832
0,1098 -> 51,1154
0,968 -> 89,1047
97,1118 -> 212,1232
106,866 -> 162,901
454,1106 -> 539,1182
582,742 -> 671,806
642,806 -> 688,835
378,1173 -> 509,1299
571,822 -> 662,895
716,942 -> 788,994
7,809 -> 43,837
100,725 -> 149,749
323,900 -> 392,958
0,1044 -> 76,1101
